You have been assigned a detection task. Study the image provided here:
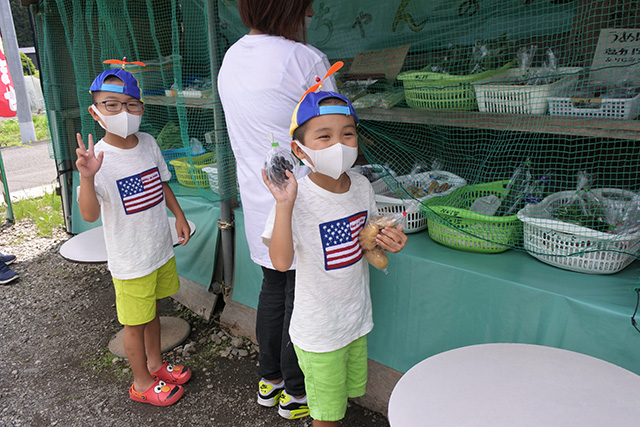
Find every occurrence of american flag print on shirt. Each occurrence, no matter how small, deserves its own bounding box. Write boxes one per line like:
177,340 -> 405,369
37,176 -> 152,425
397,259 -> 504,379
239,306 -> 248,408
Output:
320,211 -> 368,270
117,167 -> 164,215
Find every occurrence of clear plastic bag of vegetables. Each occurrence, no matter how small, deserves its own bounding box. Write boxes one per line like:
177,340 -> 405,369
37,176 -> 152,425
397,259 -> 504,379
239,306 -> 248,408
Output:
263,133 -> 299,190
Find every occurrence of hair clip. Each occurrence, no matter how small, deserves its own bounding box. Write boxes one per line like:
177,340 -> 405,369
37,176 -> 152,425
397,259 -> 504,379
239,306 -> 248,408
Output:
103,57 -> 146,69
298,61 -> 344,102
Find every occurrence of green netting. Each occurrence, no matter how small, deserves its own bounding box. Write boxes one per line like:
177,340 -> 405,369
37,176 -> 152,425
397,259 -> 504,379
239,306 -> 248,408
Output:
34,0 -> 640,274
32,0 -> 235,203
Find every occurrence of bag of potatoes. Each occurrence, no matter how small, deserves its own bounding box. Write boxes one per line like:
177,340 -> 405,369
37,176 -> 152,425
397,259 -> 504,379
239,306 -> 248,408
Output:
359,213 -> 403,273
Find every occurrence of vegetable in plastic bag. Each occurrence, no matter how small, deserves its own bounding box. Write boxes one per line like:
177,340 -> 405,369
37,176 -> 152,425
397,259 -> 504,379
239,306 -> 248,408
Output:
263,133 -> 299,190
552,171 -> 610,233
359,202 -> 417,273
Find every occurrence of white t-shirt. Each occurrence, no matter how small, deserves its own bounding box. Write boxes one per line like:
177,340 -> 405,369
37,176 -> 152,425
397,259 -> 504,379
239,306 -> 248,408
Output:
218,34 -> 336,269
91,132 -> 174,280
262,172 -> 378,352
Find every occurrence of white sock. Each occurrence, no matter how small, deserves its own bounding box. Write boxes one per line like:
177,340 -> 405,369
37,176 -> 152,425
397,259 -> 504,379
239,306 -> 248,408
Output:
288,394 -> 307,404
262,378 -> 284,388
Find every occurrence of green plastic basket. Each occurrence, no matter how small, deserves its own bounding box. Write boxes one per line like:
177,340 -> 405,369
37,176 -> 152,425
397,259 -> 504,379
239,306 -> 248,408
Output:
397,63 -> 513,111
422,180 -> 522,253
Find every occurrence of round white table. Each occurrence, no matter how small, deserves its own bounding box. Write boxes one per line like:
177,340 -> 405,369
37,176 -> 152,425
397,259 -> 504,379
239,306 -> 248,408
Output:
388,343 -> 640,427
59,217 -> 196,263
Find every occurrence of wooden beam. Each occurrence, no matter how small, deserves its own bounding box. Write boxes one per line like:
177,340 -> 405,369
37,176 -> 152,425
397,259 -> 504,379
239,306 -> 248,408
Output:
144,95 -> 216,110
219,299 -> 258,344
352,359 -> 402,417
357,107 -> 640,141
219,299 -> 402,416
171,276 -> 218,320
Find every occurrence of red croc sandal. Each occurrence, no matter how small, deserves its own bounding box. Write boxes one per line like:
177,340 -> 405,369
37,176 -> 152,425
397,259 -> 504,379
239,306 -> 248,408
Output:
152,361 -> 192,385
129,378 -> 184,406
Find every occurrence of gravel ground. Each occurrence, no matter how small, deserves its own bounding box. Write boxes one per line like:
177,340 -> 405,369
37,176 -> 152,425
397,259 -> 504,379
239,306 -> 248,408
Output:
0,220 -> 390,427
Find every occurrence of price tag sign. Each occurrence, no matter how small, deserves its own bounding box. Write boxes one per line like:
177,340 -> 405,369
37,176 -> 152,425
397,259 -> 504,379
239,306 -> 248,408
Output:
346,44 -> 410,82
590,28 -> 640,85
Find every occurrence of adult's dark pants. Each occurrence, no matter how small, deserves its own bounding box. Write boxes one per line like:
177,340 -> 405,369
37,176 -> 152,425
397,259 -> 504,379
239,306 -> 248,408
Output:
256,267 -> 305,396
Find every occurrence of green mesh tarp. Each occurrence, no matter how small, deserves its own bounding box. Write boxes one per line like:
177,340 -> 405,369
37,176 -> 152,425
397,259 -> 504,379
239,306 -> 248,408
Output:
32,0 -> 235,204
34,0 -> 640,273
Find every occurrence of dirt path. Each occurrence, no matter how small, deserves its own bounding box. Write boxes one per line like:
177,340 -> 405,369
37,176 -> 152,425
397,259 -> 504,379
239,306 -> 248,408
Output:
0,220 -> 390,426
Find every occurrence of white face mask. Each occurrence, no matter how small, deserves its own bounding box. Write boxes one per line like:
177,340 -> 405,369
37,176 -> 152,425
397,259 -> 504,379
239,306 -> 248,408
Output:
295,140 -> 358,180
91,104 -> 142,139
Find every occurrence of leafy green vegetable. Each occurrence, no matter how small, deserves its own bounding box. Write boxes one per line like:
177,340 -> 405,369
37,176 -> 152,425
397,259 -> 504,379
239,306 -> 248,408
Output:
554,202 -> 612,233
157,122 -> 182,150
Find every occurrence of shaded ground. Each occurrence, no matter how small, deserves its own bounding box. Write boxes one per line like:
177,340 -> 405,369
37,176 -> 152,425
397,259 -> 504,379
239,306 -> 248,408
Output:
0,220 -> 390,426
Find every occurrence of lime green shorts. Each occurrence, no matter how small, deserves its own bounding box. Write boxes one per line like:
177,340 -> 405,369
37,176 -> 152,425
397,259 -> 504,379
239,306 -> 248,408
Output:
112,257 -> 180,326
294,335 -> 368,421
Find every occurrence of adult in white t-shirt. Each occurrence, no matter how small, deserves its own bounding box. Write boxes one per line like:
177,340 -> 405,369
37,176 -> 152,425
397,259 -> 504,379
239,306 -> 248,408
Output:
217,0 -> 336,419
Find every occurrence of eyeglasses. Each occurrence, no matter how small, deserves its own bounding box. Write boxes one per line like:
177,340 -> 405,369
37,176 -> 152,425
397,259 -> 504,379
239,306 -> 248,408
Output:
93,100 -> 144,113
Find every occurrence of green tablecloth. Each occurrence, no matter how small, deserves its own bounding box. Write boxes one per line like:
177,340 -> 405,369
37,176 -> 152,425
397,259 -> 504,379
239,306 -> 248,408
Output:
71,172 -> 219,288
232,208 -> 640,375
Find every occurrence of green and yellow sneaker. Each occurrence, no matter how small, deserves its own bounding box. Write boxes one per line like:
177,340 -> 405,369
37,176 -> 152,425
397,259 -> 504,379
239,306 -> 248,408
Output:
278,391 -> 310,420
257,379 -> 284,407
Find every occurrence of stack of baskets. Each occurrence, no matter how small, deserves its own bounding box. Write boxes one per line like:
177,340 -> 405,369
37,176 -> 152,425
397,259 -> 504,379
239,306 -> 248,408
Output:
169,152 -> 216,188
517,188 -> 640,274
372,171 -> 466,233
471,67 -> 583,115
422,180 -> 523,253
397,63 -> 512,111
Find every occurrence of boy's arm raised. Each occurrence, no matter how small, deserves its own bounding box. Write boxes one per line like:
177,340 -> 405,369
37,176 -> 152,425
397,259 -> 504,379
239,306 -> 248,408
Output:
75,133 -> 102,222
262,169 -> 296,272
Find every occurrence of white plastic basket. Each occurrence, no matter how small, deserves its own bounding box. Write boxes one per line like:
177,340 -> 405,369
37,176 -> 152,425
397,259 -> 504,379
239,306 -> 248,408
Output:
372,171 -> 466,233
517,189 -> 640,274
548,93 -> 640,120
472,67 -> 582,115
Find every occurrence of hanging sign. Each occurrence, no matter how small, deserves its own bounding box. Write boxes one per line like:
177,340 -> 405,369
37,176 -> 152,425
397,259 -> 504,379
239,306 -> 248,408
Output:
590,28 -> 640,86
0,36 -> 17,118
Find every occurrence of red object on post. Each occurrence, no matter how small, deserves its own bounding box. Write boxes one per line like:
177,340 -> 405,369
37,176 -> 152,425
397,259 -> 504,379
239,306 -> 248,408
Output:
0,36 -> 17,118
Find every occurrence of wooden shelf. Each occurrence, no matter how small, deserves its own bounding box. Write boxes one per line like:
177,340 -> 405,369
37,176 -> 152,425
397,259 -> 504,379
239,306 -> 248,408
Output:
144,95 -> 215,109
141,99 -> 640,141
356,107 -> 640,141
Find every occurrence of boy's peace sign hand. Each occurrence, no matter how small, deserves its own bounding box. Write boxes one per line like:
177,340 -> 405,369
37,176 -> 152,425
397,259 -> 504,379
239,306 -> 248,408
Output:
75,133 -> 104,178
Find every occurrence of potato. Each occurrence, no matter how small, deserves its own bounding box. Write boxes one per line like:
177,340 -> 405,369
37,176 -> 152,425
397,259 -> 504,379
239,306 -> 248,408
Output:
364,248 -> 389,270
359,221 -> 380,251
371,215 -> 397,228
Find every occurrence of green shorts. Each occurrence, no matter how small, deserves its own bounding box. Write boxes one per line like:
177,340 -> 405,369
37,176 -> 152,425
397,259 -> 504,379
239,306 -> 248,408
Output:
112,257 -> 180,326
294,335 -> 368,421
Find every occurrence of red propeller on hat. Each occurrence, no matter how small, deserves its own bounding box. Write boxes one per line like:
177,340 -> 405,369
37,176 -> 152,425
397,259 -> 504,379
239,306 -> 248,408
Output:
298,61 -> 344,102
103,57 -> 146,69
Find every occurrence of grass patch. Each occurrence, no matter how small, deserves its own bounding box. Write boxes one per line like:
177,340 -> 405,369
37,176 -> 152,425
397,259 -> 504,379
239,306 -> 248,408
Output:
84,348 -> 131,381
0,114 -> 49,146
0,191 -> 65,236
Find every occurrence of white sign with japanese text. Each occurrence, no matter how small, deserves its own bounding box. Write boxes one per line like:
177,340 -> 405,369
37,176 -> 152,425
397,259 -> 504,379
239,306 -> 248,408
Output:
590,28 -> 640,86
